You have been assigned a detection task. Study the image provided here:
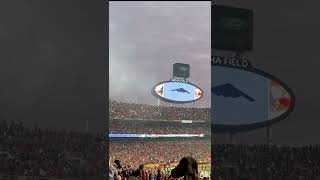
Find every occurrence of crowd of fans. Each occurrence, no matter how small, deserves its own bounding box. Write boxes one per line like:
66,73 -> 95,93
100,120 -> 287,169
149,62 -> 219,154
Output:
109,120 -> 210,134
110,159 -> 169,180
109,101 -> 211,180
109,156 -> 209,180
0,120 -> 106,178
109,101 -> 210,121
110,139 -> 320,179
214,144 -> 320,180
109,138 -> 211,174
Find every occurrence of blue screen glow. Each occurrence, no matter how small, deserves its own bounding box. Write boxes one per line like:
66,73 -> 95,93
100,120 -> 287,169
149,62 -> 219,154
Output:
163,82 -> 195,102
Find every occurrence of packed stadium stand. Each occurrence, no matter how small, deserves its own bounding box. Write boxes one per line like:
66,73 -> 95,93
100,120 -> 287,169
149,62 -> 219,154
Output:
109,100 -> 210,135
109,100 -> 211,179
109,138 -> 211,168
109,138 -> 211,180
214,144 -> 320,180
109,101 -> 210,121
109,120 -> 210,134
0,120 -> 106,179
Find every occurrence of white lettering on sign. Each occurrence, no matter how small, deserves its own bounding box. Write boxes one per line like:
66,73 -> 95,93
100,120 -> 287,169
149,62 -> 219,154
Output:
212,56 -> 250,68
170,78 -> 189,83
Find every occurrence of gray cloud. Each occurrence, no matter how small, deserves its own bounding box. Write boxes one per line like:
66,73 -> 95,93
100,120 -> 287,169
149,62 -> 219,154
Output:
109,1 -> 210,107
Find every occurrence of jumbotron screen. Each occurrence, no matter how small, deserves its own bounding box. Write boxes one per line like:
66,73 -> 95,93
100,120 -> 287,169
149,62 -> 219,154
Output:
153,81 -> 202,103
212,65 -> 293,127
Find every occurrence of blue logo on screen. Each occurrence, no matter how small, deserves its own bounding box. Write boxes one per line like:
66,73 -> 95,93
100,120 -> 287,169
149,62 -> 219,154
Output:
171,88 -> 191,94
162,82 -> 195,102
212,83 -> 255,102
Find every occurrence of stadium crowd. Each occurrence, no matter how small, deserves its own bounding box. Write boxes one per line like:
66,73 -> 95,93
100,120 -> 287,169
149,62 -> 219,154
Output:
110,139 -> 320,179
109,120 -> 210,134
109,139 -> 211,169
109,139 -> 211,179
0,120 -> 106,178
109,101 -> 210,121
214,144 -> 320,180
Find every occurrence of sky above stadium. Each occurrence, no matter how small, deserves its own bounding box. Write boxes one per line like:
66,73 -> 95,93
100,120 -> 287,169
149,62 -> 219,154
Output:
109,1 -> 211,107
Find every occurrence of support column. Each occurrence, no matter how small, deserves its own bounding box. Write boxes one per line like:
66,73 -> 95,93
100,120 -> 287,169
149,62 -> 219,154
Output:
229,132 -> 236,145
267,126 -> 273,145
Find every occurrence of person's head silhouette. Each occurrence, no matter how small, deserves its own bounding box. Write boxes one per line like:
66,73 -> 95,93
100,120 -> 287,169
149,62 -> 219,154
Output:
170,157 -> 199,180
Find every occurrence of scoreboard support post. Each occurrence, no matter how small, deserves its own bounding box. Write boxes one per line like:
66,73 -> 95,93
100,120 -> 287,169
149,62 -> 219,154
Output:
229,132 -> 236,145
267,125 -> 273,145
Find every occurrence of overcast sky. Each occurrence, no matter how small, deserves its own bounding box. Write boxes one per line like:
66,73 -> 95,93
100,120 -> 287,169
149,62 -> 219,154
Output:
109,1 -> 210,107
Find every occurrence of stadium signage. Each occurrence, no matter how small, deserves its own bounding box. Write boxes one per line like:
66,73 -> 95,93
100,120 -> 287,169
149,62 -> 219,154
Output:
152,81 -> 203,104
182,120 -> 193,124
212,62 -> 295,132
109,134 -> 204,138
212,56 -> 251,68
170,78 -> 189,83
